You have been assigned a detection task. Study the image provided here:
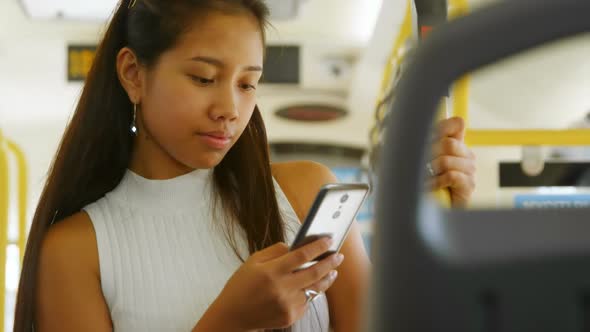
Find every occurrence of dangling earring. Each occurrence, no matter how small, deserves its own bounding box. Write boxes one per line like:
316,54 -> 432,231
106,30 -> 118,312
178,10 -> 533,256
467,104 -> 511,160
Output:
131,103 -> 138,135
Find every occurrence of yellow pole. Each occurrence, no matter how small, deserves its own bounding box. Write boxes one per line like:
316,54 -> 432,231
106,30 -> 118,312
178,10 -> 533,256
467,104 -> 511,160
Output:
466,129 -> 590,146
452,77 -> 470,121
447,0 -> 471,123
432,99 -> 452,207
448,0 -> 470,18
371,0 -> 414,156
376,0 -> 414,105
426,0 -> 470,208
428,0 -> 472,208
0,130 -> 8,332
6,140 -> 28,264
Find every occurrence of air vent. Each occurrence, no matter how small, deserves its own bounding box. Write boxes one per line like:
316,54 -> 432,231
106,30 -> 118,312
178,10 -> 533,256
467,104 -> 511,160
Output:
275,105 -> 347,122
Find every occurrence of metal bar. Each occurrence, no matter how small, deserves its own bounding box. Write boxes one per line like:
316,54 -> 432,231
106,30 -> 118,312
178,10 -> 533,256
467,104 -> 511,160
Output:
0,131 -> 9,332
447,0 -> 471,123
447,0 -> 469,18
6,140 -> 28,264
375,0 -> 414,105
451,76 -> 470,121
466,129 -> 590,146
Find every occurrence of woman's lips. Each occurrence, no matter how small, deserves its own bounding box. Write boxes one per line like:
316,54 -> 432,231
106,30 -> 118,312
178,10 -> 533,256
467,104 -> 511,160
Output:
198,133 -> 232,149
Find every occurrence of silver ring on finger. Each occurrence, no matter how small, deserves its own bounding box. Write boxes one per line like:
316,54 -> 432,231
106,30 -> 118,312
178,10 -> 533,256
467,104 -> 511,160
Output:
426,162 -> 436,177
304,289 -> 319,304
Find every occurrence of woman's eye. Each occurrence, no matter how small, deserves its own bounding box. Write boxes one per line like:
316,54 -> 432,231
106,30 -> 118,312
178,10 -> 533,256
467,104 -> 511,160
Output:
190,75 -> 214,85
241,83 -> 256,91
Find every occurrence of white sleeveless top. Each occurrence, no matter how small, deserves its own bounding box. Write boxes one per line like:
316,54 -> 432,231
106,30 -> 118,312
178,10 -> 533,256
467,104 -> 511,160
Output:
83,168 -> 330,331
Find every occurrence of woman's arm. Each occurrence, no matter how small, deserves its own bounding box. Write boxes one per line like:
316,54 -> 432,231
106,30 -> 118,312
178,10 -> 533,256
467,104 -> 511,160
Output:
193,298 -> 251,332
272,161 -> 371,332
37,213 -> 239,332
36,213 -> 113,331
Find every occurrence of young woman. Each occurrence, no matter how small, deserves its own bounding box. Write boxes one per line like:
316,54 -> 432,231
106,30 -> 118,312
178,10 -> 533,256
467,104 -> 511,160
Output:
14,0 -> 476,331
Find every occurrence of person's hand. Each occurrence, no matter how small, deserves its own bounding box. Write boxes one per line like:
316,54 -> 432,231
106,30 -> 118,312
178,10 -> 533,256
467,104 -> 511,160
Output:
428,117 -> 476,207
212,238 -> 343,331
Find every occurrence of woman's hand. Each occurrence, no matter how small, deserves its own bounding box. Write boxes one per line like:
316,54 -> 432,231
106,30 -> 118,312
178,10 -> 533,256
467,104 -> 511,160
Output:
209,238 -> 343,331
429,117 -> 477,207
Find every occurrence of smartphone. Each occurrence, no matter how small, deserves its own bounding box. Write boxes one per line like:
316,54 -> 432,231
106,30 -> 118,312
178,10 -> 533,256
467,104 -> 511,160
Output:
289,183 -> 370,269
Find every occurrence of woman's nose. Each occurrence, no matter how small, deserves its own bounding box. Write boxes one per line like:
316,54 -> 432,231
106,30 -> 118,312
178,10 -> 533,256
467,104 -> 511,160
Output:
208,86 -> 239,121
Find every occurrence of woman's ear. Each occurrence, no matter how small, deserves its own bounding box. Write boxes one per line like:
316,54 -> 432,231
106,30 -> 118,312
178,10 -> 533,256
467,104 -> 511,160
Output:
116,47 -> 143,104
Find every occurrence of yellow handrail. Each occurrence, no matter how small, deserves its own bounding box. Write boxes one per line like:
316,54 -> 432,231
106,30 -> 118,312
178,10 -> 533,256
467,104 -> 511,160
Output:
445,0 -> 590,147
0,131 -> 9,332
6,140 -> 28,263
375,0 -> 414,106
0,130 -> 28,332
448,0 -> 470,18
466,129 -> 590,146
373,0 -> 455,206
430,0 -> 472,206
438,0 -> 473,207
448,0 -> 471,122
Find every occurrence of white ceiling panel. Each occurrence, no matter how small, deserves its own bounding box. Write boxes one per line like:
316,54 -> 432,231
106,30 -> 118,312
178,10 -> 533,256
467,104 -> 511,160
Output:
20,0 -> 119,21
17,0 -> 382,44
19,0 -> 310,21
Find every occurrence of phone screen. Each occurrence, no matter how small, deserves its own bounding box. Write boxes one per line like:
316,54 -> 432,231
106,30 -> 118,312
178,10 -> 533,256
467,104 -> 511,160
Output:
290,183 -> 369,268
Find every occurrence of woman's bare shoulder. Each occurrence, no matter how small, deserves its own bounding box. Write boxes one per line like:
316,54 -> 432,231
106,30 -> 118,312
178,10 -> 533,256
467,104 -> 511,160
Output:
36,211 -> 112,330
271,161 -> 338,221
40,211 -> 99,277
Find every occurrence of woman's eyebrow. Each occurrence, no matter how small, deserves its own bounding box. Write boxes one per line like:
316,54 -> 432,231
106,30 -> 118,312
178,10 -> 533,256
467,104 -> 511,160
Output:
189,56 -> 262,72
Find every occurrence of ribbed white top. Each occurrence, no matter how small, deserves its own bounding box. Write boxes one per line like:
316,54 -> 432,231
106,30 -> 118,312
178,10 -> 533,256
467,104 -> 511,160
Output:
83,168 -> 330,331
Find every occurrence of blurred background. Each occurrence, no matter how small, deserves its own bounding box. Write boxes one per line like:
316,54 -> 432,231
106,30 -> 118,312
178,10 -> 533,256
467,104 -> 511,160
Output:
1,0 -> 589,330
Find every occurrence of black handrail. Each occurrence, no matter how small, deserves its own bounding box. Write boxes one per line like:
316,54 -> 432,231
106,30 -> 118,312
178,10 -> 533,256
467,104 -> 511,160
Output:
372,0 -> 590,331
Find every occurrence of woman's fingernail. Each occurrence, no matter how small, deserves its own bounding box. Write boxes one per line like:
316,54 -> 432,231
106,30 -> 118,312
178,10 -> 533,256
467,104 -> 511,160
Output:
330,270 -> 338,279
335,254 -> 344,264
324,237 -> 334,247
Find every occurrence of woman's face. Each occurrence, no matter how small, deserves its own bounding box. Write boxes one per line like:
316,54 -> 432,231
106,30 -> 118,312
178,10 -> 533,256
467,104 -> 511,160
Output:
136,11 -> 264,170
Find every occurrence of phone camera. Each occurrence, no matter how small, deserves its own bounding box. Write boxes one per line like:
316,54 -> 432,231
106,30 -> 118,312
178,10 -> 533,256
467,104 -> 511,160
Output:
332,211 -> 341,219
340,194 -> 349,203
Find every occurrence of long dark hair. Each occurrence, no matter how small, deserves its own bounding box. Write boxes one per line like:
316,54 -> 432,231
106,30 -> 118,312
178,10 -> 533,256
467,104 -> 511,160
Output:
14,1 -> 289,331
